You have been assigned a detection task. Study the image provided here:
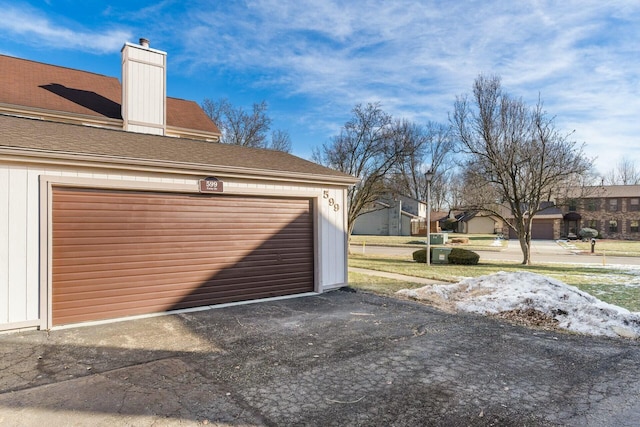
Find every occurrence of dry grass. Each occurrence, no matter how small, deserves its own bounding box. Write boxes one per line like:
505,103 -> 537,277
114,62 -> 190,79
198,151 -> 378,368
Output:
561,239 -> 640,257
348,253 -> 640,312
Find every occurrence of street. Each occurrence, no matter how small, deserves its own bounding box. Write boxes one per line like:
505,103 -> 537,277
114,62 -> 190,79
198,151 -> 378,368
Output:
350,239 -> 640,266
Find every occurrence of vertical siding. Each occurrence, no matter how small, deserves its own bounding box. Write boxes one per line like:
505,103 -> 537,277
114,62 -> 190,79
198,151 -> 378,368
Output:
0,163 -> 350,329
0,167 -> 8,323
319,188 -> 347,288
25,168 -> 42,319
122,44 -> 166,135
7,167 -> 28,322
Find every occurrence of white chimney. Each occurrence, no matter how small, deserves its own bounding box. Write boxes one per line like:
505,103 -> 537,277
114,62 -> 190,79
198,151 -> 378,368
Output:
121,38 -> 167,135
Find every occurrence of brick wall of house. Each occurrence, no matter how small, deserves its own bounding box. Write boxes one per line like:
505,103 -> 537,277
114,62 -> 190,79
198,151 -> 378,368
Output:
573,197 -> 640,240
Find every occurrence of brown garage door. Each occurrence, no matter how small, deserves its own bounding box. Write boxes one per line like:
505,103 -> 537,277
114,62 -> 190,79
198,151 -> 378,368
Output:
52,187 -> 314,326
531,220 -> 554,240
508,220 -> 554,240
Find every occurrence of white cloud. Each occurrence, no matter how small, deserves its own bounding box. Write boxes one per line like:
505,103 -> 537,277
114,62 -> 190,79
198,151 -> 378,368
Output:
0,3 -> 131,53
2,0 -> 637,169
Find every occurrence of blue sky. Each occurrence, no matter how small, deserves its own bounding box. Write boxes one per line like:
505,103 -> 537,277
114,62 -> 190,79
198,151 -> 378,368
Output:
1,1 -> 639,174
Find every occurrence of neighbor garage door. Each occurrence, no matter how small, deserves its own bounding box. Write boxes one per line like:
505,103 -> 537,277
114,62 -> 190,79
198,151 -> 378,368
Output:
508,219 -> 555,240
531,220 -> 554,240
52,187 -> 314,326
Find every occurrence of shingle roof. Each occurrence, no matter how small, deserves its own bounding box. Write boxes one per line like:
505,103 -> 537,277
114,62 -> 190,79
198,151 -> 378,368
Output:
0,54 -> 220,134
580,185 -> 640,198
0,114 -> 356,183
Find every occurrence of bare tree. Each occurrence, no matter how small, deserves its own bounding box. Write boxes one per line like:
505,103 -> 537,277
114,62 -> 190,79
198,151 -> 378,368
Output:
387,121 -> 456,211
202,98 -> 291,152
269,129 -> 292,153
603,158 -> 640,185
444,170 -> 465,210
313,103 -> 414,235
452,75 -> 591,264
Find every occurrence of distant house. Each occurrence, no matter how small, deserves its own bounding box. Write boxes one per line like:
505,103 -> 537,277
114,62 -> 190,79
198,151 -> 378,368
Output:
453,202 -> 563,240
455,211 -> 501,234
352,194 -> 425,236
0,39 -> 356,332
505,202 -> 564,240
561,185 -> 640,240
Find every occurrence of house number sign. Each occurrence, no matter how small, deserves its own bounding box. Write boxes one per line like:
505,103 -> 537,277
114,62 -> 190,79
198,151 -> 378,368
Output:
323,190 -> 340,212
199,177 -> 224,193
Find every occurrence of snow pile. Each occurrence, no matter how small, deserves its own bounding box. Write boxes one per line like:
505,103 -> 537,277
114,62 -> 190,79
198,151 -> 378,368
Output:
398,271 -> 640,339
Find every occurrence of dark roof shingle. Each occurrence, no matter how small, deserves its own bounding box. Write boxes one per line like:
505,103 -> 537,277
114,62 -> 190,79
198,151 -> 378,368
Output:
0,114 -> 355,183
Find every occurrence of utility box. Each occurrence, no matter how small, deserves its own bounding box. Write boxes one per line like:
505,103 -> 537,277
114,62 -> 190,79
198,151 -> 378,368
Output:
430,233 -> 447,245
432,247 -> 452,264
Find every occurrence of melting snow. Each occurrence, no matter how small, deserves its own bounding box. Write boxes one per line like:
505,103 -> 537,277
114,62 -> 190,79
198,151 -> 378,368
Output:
398,271 -> 640,339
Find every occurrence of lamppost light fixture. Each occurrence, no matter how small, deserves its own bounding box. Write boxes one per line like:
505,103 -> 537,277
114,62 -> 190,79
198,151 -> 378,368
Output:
425,169 -> 434,182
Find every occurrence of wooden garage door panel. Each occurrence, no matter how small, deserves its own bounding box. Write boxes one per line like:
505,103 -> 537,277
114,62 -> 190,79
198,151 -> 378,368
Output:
52,188 -> 314,326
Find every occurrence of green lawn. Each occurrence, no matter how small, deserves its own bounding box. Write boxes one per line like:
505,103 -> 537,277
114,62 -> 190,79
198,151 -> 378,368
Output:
558,239 -> 640,257
348,253 -> 640,312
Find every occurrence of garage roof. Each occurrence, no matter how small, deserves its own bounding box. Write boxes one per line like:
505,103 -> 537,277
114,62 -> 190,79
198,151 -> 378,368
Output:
0,114 -> 357,184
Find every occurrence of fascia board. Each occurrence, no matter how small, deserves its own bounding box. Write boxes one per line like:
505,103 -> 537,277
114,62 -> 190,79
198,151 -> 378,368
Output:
0,146 -> 359,187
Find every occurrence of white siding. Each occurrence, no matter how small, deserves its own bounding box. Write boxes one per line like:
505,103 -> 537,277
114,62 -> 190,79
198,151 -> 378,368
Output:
122,43 -> 166,135
6,167 -> 29,323
25,167 -> 42,319
0,167 -> 8,324
319,188 -> 348,289
0,163 -> 350,330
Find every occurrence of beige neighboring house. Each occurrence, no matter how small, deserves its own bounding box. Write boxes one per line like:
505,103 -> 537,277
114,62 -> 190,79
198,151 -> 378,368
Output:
561,185 -> 640,240
455,211 -> 501,234
0,39 -> 357,332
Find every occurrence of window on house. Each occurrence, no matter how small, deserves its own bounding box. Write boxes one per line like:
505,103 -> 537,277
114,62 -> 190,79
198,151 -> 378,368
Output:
630,198 -> 640,212
586,200 -> 597,211
587,219 -> 597,229
631,220 -> 639,233
609,220 -> 618,232
609,199 -> 618,212
568,200 -> 577,212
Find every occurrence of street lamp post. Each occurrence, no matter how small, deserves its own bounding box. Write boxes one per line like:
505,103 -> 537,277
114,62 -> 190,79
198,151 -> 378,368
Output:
425,169 -> 433,266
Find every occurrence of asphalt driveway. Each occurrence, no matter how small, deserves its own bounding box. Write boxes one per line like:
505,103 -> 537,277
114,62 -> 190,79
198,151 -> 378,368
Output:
1,289 -> 639,426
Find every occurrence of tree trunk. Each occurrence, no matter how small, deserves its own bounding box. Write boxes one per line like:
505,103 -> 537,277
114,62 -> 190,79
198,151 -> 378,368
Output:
518,235 -> 531,265
518,222 -> 533,265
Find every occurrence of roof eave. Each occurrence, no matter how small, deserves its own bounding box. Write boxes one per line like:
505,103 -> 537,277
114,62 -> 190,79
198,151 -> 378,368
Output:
0,146 -> 359,186
165,125 -> 221,142
0,104 -> 122,128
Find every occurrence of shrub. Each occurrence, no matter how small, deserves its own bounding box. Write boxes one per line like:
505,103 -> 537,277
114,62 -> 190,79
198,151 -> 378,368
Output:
578,227 -> 598,239
448,248 -> 480,265
412,248 -> 430,263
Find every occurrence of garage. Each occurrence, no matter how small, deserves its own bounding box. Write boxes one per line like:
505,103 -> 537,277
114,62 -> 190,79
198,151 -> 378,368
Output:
531,220 -> 555,240
1,114 -> 355,333
508,219 -> 555,240
52,187 -> 314,326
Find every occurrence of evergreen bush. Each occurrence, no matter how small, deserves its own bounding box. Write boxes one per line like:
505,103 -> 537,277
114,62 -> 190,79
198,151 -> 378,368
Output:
447,248 -> 480,265
578,227 -> 598,239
